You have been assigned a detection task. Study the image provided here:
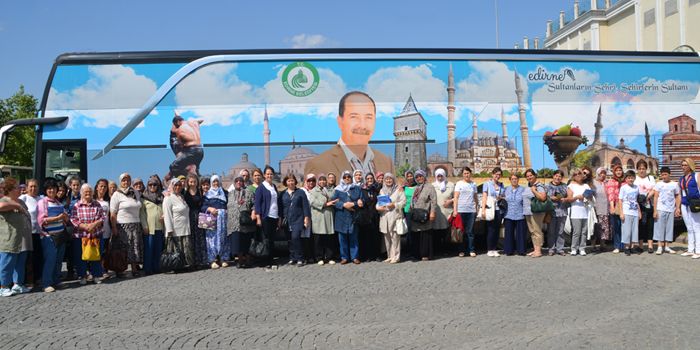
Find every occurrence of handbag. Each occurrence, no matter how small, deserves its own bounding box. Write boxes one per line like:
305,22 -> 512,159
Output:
103,238 -> 128,273
410,208 -> 429,224
249,230 -> 270,258
396,217 -> 408,236
160,237 -> 186,272
239,210 -> 255,226
198,212 -> 217,230
448,215 -> 463,244
484,196 -> 496,221
531,197 -> 554,213
81,237 -> 101,261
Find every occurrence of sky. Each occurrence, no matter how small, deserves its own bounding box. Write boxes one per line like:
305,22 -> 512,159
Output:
0,0 -> 563,99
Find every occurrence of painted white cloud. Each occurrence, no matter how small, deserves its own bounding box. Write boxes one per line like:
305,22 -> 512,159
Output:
46,65 -> 158,128
530,67 -> 600,102
456,61 -> 528,104
287,34 -> 332,48
364,64 -> 448,119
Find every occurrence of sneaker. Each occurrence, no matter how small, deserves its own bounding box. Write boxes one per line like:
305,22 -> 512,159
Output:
470,252 -> 477,257
0,287 -> 16,297
328,260 -> 336,265
221,262 -> 229,268
681,251 -> 694,257
579,249 -> 586,256
492,251 -> 500,257
665,247 -> 676,254
79,278 -> 87,285
317,260 -> 325,266
210,262 -> 220,269
486,250 -> 494,257
11,284 -> 31,294
625,249 -> 631,256
570,249 -> 577,256
43,286 -> 55,293
648,248 -> 654,254
296,261 -> 305,267
656,247 -> 663,255
692,254 -> 700,259
613,249 -> 620,254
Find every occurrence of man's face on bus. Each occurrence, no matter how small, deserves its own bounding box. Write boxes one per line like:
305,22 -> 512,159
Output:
337,94 -> 375,146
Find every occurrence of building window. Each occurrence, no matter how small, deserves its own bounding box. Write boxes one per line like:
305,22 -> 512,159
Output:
665,0 -> 678,16
405,146 -> 408,152
674,125 -> 678,132
692,125 -> 695,133
644,9 -> 655,27
404,127 -> 408,131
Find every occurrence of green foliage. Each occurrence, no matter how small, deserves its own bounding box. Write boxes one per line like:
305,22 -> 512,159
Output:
536,168 -> 556,178
396,163 -> 413,178
0,86 -> 38,166
571,150 -> 593,169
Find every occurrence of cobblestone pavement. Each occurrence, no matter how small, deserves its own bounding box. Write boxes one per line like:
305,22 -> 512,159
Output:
1,250 -> 699,349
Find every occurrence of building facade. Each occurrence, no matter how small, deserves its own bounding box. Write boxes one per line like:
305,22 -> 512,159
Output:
394,95 -> 428,172
660,114 -> 700,177
531,0 -> 700,52
279,139 -> 317,181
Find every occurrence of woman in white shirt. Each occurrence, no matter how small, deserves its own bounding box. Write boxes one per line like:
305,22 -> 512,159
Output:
163,179 -> 194,268
19,179 -> 41,286
109,173 -> 146,277
452,167 -> 478,257
634,162 -> 656,254
565,169 -> 592,256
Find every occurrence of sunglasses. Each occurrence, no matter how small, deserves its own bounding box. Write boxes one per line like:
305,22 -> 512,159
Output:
307,179 -> 316,182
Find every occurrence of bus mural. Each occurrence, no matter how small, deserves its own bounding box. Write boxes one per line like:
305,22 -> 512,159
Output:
9,50 -> 700,185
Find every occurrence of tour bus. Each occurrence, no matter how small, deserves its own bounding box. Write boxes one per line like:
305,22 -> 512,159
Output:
1,48 -> 699,188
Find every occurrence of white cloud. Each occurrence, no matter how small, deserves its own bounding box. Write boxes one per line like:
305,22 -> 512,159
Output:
46,65 -> 158,128
287,34 -> 332,48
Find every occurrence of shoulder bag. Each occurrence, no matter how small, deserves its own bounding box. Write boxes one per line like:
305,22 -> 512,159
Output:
682,173 -> 700,213
103,237 -> 128,273
160,237 -> 186,272
198,212 -> 217,230
396,216 -> 408,236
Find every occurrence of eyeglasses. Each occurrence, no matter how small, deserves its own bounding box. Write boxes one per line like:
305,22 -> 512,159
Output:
307,179 -> 316,182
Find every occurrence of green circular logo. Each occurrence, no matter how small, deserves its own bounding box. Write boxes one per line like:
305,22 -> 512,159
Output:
282,62 -> 320,97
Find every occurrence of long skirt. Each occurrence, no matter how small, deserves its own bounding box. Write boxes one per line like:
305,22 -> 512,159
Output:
166,236 -> 195,267
114,223 -> 143,264
205,210 -> 229,263
189,211 -> 208,267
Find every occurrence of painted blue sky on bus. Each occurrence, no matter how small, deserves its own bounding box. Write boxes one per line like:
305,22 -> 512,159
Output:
42,58 -> 700,180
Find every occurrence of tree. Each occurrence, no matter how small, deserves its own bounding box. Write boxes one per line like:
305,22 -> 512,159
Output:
396,163 -> 413,180
571,150 -> 593,170
0,86 -> 38,166
537,168 -> 556,178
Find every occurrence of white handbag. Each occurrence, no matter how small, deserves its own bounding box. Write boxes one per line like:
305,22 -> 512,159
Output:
396,217 -> 408,236
484,196 -> 496,221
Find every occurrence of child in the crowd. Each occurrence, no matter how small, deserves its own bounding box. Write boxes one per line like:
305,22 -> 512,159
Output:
619,170 -> 642,256
652,167 -> 680,254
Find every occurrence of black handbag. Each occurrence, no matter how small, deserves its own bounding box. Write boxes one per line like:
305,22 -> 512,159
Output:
239,210 -> 255,226
688,198 -> 700,213
249,231 -> 270,258
160,239 -> 186,273
410,208 -> 429,224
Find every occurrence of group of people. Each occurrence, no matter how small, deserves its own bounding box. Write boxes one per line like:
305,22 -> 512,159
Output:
1,156 -> 699,296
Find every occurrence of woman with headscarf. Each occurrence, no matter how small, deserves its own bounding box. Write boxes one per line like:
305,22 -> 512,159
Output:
377,173 -> 406,263
332,170 -> 363,264
309,175 -> 337,265
606,164 -> 625,253
432,168 -> 455,256
201,175 -> 229,269
410,170 -> 438,261
163,178 -> 195,268
357,172 -> 380,261
184,174 -> 207,268
402,170 -> 417,259
140,175 -> 164,275
109,173 -> 146,277
227,176 -> 256,268
679,158 -> 700,258
132,178 -> 145,195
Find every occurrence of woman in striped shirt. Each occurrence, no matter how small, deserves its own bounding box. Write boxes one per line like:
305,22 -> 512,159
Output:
36,179 -> 69,293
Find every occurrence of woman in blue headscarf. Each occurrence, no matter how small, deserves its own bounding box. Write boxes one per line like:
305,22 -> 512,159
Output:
201,175 -> 229,269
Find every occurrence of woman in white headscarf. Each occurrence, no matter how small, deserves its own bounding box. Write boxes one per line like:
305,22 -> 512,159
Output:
431,168 -> 454,255
201,175 -> 229,269
376,173 -> 405,263
109,173 -> 146,277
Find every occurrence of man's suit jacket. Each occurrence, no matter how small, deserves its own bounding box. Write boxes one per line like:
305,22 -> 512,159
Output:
304,145 -> 394,176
